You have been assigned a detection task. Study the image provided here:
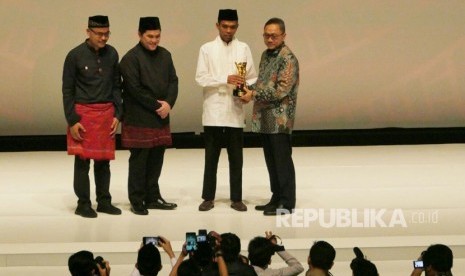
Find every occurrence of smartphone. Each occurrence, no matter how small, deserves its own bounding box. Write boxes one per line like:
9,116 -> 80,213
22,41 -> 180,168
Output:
143,236 -> 159,246
197,229 -> 207,243
413,260 -> 424,269
186,232 -> 197,252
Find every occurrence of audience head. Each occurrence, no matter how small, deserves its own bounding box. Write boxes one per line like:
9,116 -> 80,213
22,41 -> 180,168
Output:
308,241 -> 336,271
137,243 -> 162,275
248,236 -> 276,268
220,232 -> 241,262
178,259 -> 202,276
350,247 -> 378,276
191,240 -> 214,268
68,250 -> 97,276
422,244 -> 453,275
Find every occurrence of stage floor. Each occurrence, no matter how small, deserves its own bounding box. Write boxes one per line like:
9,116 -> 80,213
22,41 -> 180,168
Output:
1,144 -> 464,275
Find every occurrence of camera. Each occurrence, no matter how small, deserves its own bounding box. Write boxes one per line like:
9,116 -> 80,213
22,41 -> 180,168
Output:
143,236 -> 160,246
413,260 -> 424,269
94,256 -> 105,270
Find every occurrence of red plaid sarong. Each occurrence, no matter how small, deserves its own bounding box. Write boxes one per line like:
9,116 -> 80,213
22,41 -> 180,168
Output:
67,103 -> 115,160
121,124 -> 172,148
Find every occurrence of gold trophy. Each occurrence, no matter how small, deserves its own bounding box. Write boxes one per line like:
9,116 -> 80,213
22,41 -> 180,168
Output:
233,61 -> 247,97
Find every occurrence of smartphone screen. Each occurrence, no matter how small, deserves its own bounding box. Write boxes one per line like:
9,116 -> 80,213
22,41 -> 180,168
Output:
143,236 -> 159,246
413,260 -> 423,268
197,229 -> 207,243
186,232 -> 197,252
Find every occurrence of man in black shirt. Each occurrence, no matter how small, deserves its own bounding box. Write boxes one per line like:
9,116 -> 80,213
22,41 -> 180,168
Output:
62,15 -> 122,218
120,17 -> 178,215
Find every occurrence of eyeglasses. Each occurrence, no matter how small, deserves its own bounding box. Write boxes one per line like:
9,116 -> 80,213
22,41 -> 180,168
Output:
89,28 -> 111,38
263,33 -> 283,40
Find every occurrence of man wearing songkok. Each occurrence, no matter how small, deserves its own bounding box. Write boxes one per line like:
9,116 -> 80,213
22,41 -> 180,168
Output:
195,9 -> 257,212
62,15 -> 122,218
242,18 -> 299,216
120,17 -> 178,215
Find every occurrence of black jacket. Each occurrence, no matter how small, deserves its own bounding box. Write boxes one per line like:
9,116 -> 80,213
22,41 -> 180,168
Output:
120,43 -> 178,128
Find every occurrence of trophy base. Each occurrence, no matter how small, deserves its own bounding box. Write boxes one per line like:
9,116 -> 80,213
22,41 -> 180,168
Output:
233,85 -> 245,97
233,90 -> 245,97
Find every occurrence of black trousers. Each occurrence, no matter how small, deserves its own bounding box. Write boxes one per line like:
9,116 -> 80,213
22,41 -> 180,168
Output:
128,147 -> 165,205
202,126 -> 243,202
73,156 -> 112,207
261,133 -> 296,208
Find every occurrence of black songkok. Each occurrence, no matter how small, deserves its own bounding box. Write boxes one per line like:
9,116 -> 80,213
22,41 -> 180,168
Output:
218,9 -> 238,21
88,15 -> 109,28
139,17 -> 161,33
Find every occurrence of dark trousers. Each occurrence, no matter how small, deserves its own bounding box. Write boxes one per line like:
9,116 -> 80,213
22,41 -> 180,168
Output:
202,126 -> 243,202
73,156 -> 112,207
128,147 -> 165,205
261,133 -> 296,208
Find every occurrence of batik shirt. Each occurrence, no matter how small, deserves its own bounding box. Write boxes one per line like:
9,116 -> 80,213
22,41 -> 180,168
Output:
251,44 -> 299,134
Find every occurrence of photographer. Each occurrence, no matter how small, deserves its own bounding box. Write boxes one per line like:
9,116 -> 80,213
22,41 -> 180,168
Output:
169,244 -> 204,276
68,250 -> 111,276
131,236 -> 177,276
248,231 -> 304,276
202,232 -> 256,275
170,231 -> 228,276
350,247 -> 378,276
410,244 -> 453,276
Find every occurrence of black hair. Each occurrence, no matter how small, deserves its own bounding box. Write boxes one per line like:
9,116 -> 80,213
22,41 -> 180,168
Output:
264,17 -> 286,33
422,244 -> 453,273
309,241 -> 336,270
178,259 -> 202,276
220,233 -> 241,262
137,243 -> 162,275
350,247 -> 378,276
191,241 -> 214,268
248,237 -> 275,268
68,250 -> 96,276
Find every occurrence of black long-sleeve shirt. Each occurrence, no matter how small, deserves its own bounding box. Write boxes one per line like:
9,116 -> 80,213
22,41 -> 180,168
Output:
62,40 -> 122,126
120,43 -> 178,129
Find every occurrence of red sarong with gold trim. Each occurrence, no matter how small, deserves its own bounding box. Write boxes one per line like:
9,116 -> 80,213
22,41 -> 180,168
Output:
121,124 -> 172,148
67,103 -> 115,160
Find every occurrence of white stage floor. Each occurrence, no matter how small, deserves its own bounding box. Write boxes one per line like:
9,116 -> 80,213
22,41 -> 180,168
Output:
1,144 -> 465,275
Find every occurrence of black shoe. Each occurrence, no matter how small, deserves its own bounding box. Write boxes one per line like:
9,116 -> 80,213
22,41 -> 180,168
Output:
263,204 -> 294,216
130,203 -> 148,215
75,205 -> 97,218
255,200 -> 278,211
146,198 -> 177,210
97,204 -> 122,215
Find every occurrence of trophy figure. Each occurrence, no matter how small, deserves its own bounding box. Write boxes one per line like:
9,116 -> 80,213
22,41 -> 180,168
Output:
233,61 -> 247,97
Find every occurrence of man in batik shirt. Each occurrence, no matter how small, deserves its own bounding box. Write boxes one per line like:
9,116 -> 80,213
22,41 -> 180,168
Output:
242,18 -> 299,216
